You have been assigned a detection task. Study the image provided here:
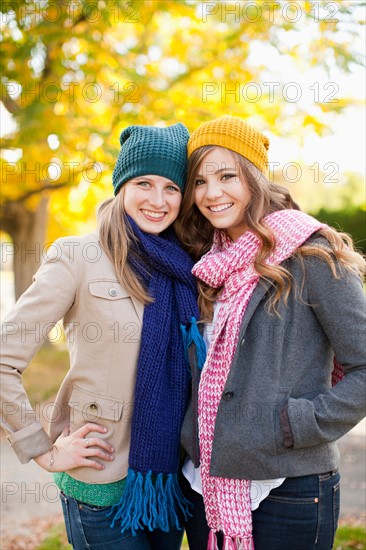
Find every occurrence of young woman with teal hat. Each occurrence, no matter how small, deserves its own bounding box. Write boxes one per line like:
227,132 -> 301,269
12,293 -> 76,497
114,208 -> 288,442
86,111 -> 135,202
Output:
0,123 -> 204,549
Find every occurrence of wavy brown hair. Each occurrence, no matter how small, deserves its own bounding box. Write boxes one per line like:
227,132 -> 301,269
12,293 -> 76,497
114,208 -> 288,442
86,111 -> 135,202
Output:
175,146 -> 365,319
97,190 -> 153,305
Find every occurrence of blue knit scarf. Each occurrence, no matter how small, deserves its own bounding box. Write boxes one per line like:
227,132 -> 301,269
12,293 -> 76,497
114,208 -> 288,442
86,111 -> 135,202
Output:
109,216 -> 204,535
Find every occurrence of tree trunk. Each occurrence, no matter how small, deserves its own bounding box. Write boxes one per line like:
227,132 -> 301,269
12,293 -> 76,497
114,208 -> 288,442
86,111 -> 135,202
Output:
2,196 -> 50,300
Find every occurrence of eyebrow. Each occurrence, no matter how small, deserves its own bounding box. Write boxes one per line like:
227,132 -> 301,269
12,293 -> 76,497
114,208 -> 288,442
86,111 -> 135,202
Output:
132,176 -> 178,186
196,167 -> 237,177
132,176 -> 154,182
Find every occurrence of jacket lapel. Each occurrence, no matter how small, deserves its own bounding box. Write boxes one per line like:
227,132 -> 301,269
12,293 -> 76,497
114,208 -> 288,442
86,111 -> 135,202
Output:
129,296 -> 144,323
237,278 -> 272,335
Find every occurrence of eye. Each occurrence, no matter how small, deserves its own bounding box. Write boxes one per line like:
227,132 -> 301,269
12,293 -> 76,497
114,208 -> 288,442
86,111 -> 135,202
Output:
136,180 -> 151,188
195,178 -> 205,186
166,185 -> 180,192
221,173 -> 236,181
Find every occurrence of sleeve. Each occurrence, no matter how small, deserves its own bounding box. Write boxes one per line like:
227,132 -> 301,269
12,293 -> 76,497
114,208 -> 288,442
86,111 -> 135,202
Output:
0,238 -> 78,463
285,254 -> 366,449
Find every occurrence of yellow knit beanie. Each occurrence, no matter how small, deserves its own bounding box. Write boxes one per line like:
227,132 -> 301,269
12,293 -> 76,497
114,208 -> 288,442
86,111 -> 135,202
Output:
188,115 -> 270,175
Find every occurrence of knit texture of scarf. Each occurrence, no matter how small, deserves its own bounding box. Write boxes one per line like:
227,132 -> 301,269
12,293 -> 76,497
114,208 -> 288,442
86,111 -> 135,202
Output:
109,216 -> 203,535
193,209 -> 326,550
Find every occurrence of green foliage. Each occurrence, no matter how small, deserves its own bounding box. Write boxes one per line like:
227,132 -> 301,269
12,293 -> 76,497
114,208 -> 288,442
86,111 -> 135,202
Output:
23,343 -> 70,404
36,523 -> 71,550
333,525 -> 366,550
315,207 -> 366,254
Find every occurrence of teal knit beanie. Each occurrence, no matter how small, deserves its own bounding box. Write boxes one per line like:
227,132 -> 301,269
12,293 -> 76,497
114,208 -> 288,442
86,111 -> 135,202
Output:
112,123 -> 190,195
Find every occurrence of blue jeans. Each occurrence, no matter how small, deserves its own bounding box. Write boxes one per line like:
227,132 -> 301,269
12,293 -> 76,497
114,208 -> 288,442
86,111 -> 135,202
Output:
60,492 -> 184,550
253,470 -> 340,550
182,470 -> 340,550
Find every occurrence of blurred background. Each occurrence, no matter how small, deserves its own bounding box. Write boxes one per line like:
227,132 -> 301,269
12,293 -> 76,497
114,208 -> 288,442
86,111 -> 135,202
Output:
0,2 -> 365,548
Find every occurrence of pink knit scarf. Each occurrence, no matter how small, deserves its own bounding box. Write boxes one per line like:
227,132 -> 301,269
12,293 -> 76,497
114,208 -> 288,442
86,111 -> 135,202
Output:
193,210 -> 325,550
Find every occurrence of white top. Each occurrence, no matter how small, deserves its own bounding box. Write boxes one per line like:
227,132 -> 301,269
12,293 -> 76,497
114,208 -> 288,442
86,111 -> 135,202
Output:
182,302 -> 285,511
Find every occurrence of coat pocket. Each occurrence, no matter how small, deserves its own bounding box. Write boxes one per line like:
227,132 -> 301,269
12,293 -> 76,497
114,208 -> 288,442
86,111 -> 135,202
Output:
88,280 -> 130,301
86,279 -> 141,344
65,386 -> 133,481
68,386 -> 128,443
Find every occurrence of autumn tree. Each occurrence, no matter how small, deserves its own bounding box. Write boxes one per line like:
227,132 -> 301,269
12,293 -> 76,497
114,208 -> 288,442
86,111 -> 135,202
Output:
1,0 -> 363,298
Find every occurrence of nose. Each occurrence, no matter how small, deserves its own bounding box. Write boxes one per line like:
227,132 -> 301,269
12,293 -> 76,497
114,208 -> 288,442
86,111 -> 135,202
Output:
148,187 -> 166,209
205,179 -> 223,201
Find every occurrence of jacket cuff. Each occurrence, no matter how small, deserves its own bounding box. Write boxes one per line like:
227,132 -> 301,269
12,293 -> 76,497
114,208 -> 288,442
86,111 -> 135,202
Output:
7,422 -> 52,464
280,405 -> 294,448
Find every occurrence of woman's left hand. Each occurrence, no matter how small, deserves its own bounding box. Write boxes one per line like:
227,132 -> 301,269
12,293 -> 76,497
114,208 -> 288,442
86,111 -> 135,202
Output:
34,423 -> 115,472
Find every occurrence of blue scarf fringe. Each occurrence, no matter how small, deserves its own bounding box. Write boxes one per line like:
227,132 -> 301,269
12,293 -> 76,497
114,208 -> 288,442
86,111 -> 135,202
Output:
108,469 -> 193,536
181,317 -> 207,371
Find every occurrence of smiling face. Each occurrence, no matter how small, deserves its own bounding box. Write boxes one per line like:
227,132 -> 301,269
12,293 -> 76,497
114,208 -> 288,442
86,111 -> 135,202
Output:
123,175 -> 182,234
194,147 -> 251,241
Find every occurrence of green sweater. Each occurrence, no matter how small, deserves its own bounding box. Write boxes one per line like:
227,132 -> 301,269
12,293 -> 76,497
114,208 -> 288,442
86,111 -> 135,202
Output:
54,472 -> 126,506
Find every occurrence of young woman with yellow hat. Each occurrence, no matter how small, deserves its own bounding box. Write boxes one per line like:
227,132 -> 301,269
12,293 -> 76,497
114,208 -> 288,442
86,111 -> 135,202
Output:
177,116 -> 366,550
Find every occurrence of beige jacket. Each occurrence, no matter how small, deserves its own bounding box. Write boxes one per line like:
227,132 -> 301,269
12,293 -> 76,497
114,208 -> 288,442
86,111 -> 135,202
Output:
0,234 -> 143,483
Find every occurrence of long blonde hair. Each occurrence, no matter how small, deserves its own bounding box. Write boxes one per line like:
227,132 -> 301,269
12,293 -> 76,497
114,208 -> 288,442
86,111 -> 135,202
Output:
175,146 -> 365,319
97,190 -> 153,304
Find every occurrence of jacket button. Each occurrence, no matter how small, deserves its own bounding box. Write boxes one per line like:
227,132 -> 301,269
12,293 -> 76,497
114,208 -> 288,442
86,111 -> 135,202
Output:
223,390 -> 234,401
240,337 -> 245,347
89,403 -> 98,411
109,288 -> 118,297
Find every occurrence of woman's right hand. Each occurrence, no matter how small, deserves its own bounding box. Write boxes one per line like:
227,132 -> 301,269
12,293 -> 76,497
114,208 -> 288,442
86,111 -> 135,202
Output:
34,423 -> 115,472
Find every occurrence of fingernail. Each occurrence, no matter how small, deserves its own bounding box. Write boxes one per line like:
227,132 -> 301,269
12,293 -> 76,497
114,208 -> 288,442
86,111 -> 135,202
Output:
111,447 -> 115,452
110,455 -> 115,460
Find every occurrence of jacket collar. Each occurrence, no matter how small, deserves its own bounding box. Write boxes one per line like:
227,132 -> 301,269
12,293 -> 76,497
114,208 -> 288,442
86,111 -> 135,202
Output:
236,278 -> 272,337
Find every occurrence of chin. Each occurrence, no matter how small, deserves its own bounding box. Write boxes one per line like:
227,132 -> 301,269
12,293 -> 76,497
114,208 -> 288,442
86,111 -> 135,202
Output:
141,221 -> 171,234
142,226 -> 162,235
208,220 -> 230,230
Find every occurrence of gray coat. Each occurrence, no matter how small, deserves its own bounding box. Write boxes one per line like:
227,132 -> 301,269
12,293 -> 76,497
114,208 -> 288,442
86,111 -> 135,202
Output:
181,237 -> 366,479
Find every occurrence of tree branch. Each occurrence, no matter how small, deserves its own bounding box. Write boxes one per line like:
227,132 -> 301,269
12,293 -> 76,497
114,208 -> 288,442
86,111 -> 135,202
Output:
2,93 -> 21,116
5,181 -> 70,204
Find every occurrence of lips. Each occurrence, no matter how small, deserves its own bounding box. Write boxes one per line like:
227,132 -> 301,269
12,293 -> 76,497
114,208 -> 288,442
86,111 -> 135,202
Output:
208,203 -> 234,213
141,209 -> 166,220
